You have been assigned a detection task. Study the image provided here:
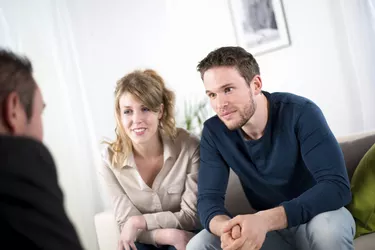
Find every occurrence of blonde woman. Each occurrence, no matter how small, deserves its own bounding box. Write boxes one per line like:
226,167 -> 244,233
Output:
100,69 -> 201,250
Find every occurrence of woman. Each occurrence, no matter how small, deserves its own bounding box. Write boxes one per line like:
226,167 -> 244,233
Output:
100,69 -> 201,250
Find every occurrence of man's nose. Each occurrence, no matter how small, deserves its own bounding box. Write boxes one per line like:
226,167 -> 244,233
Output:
216,93 -> 228,110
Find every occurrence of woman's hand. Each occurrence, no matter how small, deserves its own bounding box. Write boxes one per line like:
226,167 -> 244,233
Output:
172,230 -> 195,250
118,216 -> 146,250
154,229 -> 195,250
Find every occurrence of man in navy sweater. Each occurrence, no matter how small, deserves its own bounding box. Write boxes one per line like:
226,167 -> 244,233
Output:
187,47 -> 355,250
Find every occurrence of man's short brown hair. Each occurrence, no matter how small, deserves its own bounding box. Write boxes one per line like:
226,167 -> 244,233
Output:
197,46 -> 260,85
0,49 -> 36,120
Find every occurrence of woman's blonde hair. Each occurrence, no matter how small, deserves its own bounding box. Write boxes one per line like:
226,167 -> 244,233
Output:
106,69 -> 177,165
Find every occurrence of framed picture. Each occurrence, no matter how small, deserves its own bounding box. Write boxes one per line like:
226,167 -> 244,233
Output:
229,0 -> 290,56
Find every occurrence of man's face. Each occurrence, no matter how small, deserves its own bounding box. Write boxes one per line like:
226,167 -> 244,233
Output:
203,66 -> 257,130
24,86 -> 45,142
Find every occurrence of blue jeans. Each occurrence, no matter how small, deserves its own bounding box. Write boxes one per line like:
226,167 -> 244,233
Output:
133,242 -> 177,250
186,207 -> 355,250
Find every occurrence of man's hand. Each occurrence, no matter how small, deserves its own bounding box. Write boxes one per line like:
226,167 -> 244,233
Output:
209,215 -> 231,237
118,216 -> 146,250
220,225 -> 241,249
221,214 -> 268,250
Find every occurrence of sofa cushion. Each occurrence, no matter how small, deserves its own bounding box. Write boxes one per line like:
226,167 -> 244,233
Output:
354,232 -> 375,250
347,143 -> 375,238
225,169 -> 256,216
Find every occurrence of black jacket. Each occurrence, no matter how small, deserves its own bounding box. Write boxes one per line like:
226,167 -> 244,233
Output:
0,135 -> 83,250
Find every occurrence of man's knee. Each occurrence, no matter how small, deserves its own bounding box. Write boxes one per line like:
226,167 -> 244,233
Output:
187,229 -> 221,250
305,207 -> 355,248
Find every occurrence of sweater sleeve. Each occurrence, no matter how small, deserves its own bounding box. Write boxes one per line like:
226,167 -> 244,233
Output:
197,125 -> 232,232
281,102 -> 351,227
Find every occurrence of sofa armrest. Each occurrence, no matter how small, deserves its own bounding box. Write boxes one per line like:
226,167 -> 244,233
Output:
94,210 -> 120,250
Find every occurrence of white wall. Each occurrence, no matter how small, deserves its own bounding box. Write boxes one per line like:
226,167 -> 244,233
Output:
254,0 -> 363,136
67,0 -> 375,142
164,0 -> 374,137
1,0 -> 374,249
65,0 -> 173,142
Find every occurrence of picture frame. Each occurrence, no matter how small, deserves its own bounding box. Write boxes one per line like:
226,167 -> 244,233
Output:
229,0 -> 291,56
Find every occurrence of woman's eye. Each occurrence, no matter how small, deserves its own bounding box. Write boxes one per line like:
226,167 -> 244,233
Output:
142,107 -> 150,112
123,110 -> 132,115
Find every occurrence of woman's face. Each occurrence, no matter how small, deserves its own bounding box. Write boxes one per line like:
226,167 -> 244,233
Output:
119,92 -> 163,146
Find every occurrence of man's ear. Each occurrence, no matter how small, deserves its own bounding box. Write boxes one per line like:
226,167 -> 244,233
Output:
2,92 -> 26,134
252,75 -> 263,95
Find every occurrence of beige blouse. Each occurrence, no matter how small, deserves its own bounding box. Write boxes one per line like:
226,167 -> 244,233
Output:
99,128 -> 201,245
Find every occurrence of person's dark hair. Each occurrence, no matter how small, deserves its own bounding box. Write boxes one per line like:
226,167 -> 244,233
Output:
197,46 -> 260,85
0,49 -> 36,120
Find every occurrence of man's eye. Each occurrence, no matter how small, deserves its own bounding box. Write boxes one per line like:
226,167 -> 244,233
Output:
208,93 -> 216,98
224,87 -> 233,93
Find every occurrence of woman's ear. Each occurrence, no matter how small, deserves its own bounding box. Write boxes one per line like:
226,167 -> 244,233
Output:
158,103 -> 164,119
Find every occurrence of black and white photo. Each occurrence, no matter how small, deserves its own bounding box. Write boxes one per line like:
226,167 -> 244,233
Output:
229,0 -> 290,55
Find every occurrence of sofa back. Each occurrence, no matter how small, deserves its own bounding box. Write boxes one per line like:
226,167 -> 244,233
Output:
338,131 -> 375,180
224,130 -> 375,216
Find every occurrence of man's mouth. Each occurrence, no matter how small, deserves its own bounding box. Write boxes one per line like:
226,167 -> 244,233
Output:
220,111 -> 236,120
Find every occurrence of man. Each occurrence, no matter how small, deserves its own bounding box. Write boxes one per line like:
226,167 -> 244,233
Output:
187,46 -> 355,250
0,49 -> 83,250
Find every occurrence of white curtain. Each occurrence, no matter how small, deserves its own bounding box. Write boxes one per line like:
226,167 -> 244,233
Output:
368,0 -> 375,33
0,1 -> 103,249
339,0 -> 375,132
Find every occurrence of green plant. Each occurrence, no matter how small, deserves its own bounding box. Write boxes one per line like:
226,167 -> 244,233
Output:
182,98 -> 210,135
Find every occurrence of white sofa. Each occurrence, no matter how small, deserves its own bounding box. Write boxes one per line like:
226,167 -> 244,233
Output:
95,131 -> 375,250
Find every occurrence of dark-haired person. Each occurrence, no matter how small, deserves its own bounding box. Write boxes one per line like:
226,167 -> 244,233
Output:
187,46 -> 355,250
0,48 -> 83,250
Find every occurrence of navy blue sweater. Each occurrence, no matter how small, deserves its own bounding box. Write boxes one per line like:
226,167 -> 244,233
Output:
197,91 -> 351,231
